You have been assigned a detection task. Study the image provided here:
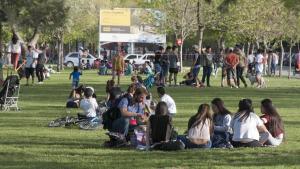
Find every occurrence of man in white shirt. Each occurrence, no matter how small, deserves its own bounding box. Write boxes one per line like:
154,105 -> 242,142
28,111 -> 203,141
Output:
157,87 -> 176,117
255,49 -> 264,88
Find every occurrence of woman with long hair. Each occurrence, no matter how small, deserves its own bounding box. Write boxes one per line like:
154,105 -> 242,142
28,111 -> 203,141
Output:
178,104 -> 213,149
231,99 -> 268,147
211,98 -> 233,148
260,99 -> 284,146
146,101 -> 173,149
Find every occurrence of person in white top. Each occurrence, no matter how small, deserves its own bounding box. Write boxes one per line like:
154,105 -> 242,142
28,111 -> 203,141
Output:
231,99 -> 268,147
177,104 -> 213,149
78,87 -> 99,118
7,34 -> 22,70
157,87 -> 176,117
255,49 -> 264,88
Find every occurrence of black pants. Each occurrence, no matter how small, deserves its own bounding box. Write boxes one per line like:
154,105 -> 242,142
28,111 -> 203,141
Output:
36,64 -> 44,82
236,66 -> 247,87
232,140 -> 261,147
201,66 -> 212,86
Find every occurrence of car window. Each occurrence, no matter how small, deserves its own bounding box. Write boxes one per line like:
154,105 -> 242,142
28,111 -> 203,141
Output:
138,55 -> 143,59
148,55 -> 155,60
69,53 -> 78,58
127,55 -> 136,59
87,55 -> 92,59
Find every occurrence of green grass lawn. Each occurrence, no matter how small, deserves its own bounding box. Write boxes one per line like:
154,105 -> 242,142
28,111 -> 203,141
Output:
0,70 -> 299,169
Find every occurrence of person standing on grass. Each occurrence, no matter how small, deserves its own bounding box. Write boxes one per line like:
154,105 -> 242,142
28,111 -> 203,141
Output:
255,49 -> 264,88
177,104 -> 213,149
269,50 -> 278,76
36,46 -> 48,84
201,46 -> 213,87
157,87 -> 176,118
191,45 -> 202,84
230,99 -> 269,147
235,48 -> 248,88
225,48 -> 239,88
112,47 -> 125,86
69,66 -> 82,89
25,45 -> 39,86
160,46 -> 171,86
7,34 -> 22,71
168,46 -> 179,86
260,99 -> 284,146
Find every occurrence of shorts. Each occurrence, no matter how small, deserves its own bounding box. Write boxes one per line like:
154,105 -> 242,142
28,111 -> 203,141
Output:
169,68 -> 178,73
161,65 -> 169,77
154,63 -> 161,73
226,68 -> 235,80
115,70 -> 123,76
25,68 -> 35,79
256,71 -> 262,76
72,80 -> 79,89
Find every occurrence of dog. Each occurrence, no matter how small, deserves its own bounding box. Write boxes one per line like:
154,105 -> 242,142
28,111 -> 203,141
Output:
246,73 -> 266,88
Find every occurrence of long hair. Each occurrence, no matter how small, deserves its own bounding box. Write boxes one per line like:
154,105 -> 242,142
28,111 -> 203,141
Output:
234,99 -> 253,122
211,98 -> 231,120
261,99 -> 285,137
189,104 -> 213,134
155,101 -> 168,116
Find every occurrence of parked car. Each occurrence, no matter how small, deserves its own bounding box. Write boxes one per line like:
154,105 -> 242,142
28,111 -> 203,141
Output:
124,54 -> 143,64
135,53 -> 155,65
64,52 -> 99,67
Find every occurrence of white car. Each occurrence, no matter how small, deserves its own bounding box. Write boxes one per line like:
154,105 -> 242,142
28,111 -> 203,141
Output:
64,52 -> 99,67
135,53 -> 155,65
124,54 -> 143,64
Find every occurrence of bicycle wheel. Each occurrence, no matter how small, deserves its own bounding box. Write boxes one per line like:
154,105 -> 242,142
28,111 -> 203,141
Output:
48,117 -> 66,127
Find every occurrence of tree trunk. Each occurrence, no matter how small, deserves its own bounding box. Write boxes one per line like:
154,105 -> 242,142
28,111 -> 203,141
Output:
279,40 -> 284,77
198,27 -> 204,54
196,0 -> 204,54
0,22 -> 3,83
288,40 -> 293,79
29,27 -> 40,47
57,34 -> 64,71
246,42 -> 251,56
180,42 -> 183,72
68,41 -> 71,53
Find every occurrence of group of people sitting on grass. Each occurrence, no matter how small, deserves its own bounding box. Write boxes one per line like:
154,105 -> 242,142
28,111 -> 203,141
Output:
101,78 -> 284,150
64,74 -> 284,150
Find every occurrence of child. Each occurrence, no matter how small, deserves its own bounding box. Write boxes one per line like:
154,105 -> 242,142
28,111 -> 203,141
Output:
78,87 -> 99,119
69,66 -> 82,89
86,60 -> 92,69
125,61 -> 133,76
99,60 -> 107,75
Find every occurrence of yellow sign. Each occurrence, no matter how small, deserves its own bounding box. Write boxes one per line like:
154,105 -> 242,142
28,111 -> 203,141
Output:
100,9 -> 131,26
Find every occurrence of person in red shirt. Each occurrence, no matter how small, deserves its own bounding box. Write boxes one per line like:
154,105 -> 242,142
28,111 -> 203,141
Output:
225,48 -> 239,88
260,99 -> 284,146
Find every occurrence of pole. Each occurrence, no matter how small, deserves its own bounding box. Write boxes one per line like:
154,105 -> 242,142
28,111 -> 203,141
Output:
98,10 -> 101,58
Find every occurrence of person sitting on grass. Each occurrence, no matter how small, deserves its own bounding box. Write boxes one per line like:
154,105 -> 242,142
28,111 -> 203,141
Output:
111,87 -> 148,137
179,71 -> 195,86
66,86 -> 84,108
86,60 -> 92,70
146,101 -> 173,150
211,98 -> 233,148
177,104 -> 213,149
78,87 -> 99,120
99,60 -> 107,75
105,79 -> 115,103
157,87 -> 176,117
260,99 -> 285,146
69,66 -> 82,89
231,99 -> 269,147
125,61 -> 133,76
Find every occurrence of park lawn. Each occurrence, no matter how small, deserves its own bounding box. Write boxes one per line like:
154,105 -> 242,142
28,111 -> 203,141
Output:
0,69 -> 299,169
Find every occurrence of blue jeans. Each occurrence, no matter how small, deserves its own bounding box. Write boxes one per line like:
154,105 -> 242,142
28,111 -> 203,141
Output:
192,66 -> 201,78
111,117 -> 130,135
201,66 -> 212,86
177,135 -> 211,149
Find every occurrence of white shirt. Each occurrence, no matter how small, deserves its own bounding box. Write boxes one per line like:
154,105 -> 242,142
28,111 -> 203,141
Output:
231,112 -> 263,142
25,51 -> 39,68
80,98 -> 99,117
188,119 -> 211,140
255,54 -> 264,73
8,41 -> 22,54
247,54 -> 255,64
160,94 -> 176,114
